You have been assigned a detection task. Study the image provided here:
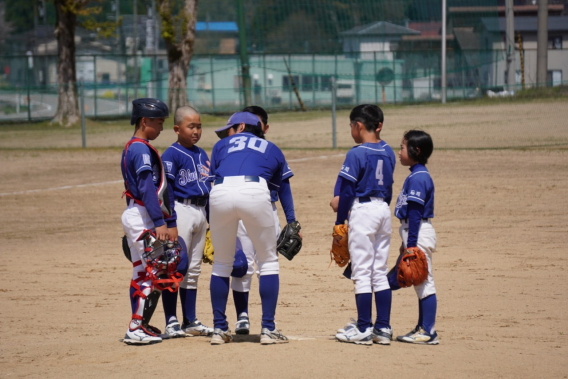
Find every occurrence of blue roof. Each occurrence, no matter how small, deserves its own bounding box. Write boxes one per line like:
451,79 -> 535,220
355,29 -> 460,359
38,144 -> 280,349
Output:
196,22 -> 238,32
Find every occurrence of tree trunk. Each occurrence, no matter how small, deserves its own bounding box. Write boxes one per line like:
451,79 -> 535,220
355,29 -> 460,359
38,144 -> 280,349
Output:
52,0 -> 79,127
159,0 -> 198,112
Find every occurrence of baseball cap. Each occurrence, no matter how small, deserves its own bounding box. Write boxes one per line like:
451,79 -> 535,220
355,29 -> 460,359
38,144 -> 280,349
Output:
215,111 -> 261,138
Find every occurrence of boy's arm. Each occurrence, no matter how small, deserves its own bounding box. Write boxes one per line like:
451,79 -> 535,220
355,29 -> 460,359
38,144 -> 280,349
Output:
138,170 -> 166,234
278,178 -> 296,224
336,179 -> 355,225
406,201 -> 424,248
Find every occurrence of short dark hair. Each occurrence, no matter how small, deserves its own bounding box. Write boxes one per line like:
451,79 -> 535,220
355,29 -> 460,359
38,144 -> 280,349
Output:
404,130 -> 433,165
231,123 -> 265,139
349,104 -> 384,133
242,105 -> 268,126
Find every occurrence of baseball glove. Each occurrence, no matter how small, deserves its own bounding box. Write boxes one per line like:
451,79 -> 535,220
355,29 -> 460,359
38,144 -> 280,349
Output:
277,221 -> 302,261
122,235 -> 132,262
202,229 -> 214,264
397,247 -> 428,287
330,224 -> 349,267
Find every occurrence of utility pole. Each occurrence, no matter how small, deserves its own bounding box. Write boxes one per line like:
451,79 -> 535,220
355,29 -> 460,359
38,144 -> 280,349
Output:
536,0 -> 548,87
505,0 -> 516,91
441,0 -> 447,104
237,0 -> 251,106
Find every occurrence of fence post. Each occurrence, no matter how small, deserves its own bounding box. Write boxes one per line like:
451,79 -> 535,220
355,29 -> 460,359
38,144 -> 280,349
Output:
374,51 -> 378,104
80,81 -> 86,148
210,55 -> 216,112
27,69 -> 31,122
94,55 -> 98,117
331,76 -> 337,149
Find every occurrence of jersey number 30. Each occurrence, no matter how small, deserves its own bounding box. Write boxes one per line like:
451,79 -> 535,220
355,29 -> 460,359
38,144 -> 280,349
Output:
375,159 -> 384,185
228,136 -> 268,154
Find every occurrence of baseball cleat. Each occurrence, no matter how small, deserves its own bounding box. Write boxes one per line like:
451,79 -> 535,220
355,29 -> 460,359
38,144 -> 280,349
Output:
336,318 -> 357,334
163,321 -> 186,339
260,328 -> 289,345
335,326 -> 373,345
397,327 -> 439,345
395,326 -> 420,342
235,313 -> 250,335
372,327 -> 393,345
123,326 -> 163,345
210,328 -> 233,345
182,318 -> 214,337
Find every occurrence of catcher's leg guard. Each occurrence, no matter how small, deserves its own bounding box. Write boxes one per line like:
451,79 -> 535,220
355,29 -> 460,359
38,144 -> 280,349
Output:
142,289 -> 162,329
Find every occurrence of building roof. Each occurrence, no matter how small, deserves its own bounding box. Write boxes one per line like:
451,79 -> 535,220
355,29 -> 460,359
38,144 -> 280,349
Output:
341,21 -> 420,37
449,4 -> 564,15
407,22 -> 441,37
481,16 -> 568,33
196,22 -> 238,32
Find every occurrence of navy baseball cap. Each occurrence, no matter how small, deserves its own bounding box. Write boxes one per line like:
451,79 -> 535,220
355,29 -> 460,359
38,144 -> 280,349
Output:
215,111 -> 261,138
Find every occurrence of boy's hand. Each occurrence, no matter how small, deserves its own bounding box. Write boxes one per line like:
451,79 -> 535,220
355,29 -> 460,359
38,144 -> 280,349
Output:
399,243 -> 405,255
200,161 -> 210,177
167,226 -> 178,241
329,196 -> 339,212
155,225 -> 168,241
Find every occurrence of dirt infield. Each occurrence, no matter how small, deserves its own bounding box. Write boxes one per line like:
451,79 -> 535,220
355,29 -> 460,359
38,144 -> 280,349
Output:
1,103 -> 568,377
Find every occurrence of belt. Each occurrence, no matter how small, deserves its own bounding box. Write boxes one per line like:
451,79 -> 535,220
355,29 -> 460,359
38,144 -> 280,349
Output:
402,218 -> 430,223
358,196 -> 384,203
176,197 -> 208,206
214,175 -> 260,185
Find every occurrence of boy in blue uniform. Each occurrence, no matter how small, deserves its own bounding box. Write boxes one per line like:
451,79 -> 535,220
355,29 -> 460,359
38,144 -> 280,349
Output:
333,104 -> 395,345
121,98 -> 175,345
230,106 -> 299,335
160,106 -> 214,338
393,130 -> 439,345
208,112 -> 289,345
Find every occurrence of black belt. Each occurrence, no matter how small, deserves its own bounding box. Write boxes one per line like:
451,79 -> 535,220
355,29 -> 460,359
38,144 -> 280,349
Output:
358,196 -> 384,203
176,197 -> 208,206
403,218 -> 430,223
214,175 -> 260,185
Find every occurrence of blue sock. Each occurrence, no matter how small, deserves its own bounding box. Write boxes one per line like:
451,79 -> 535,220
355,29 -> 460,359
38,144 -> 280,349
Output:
129,285 -> 137,314
161,289 -> 178,324
233,290 -> 249,316
355,293 -> 372,332
259,274 -> 279,330
179,288 -> 197,323
373,289 -> 392,330
210,275 -> 230,331
417,298 -> 424,329
420,294 -> 437,334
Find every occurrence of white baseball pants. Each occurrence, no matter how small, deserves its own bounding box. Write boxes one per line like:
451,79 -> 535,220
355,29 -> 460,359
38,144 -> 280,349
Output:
348,197 -> 392,294
175,200 -> 208,290
231,203 -> 280,292
399,220 -> 437,299
209,176 -> 279,278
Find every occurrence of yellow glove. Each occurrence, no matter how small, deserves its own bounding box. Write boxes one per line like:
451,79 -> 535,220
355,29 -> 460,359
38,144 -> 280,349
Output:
202,229 -> 214,264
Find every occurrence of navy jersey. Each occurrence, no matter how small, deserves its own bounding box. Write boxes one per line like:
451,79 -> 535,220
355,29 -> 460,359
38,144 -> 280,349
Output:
394,164 -> 435,220
162,143 -> 210,199
121,138 -> 161,200
338,142 -> 394,199
210,132 -> 286,190
270,161 -> 293,202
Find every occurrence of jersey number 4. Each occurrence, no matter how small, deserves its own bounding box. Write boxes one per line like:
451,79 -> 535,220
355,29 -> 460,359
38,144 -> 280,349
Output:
228,136 -> 268,154
375,159 -> 384,185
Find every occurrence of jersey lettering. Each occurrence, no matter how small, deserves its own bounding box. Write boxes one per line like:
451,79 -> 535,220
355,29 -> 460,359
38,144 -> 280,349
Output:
227,135 -> 268,154
177,168 -> 199,186
375,159 -> 384,185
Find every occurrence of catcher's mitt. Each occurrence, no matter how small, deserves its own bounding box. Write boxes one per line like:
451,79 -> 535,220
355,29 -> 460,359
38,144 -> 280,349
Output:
397,247 -> 428,287
122,235 -> 132,262
330,224 -> 349,267
202,229 -> 214,264
277,221 -> 302,261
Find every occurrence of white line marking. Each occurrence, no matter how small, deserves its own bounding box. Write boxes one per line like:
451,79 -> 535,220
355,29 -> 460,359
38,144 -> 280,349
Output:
0,154 -> 346,197
0,180 -> 123,197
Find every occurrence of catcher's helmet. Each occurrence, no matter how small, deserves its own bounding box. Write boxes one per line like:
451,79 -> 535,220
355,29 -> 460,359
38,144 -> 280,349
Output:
231,249 -> 248,278
131,98 -> 169,125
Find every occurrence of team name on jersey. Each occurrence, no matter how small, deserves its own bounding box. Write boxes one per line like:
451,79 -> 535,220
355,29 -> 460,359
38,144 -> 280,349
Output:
395,192 -> 407,210
177,164 -> 208,186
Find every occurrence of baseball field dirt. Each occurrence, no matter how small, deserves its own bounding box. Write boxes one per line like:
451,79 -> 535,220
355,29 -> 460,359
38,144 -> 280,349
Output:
1,100 -> 567,378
